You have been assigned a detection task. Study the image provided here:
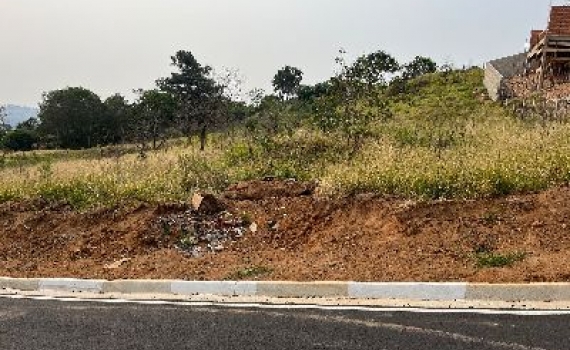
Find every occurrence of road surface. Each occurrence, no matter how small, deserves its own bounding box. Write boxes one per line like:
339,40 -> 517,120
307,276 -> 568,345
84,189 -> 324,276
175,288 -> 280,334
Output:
0,297 -> 568,350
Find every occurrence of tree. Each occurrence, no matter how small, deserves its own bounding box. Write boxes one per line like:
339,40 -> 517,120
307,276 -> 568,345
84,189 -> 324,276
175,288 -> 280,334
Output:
157,50 -> 223,151
104,94 -> 132,144
131,89 -> 177,151
272,66 -> 303,99
16,117 -> 40,131
314,50 -> 393,152
297,82 -> 331,102
37,87 -> 107,149
2,129 -> 38,151
402,56 -> 437,80
351,50 -> 400,85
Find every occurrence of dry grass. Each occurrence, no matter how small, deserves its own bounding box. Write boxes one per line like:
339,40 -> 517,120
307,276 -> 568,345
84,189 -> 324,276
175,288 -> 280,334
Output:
2,69 -> 570,207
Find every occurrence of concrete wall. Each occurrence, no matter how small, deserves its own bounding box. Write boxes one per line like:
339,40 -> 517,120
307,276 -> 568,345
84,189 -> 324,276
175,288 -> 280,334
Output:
484,63 -> 504,101
484,53 -> 527,101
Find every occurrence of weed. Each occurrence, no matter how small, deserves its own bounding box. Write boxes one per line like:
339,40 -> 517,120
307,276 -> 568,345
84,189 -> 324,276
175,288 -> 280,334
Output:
475,251 -> 526,268
160,219 -> 171,237
240,212 -> 253,226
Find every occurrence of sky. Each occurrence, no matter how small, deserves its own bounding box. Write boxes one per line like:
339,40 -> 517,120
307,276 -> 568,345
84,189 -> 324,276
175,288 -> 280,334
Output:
0,0 -> 556,107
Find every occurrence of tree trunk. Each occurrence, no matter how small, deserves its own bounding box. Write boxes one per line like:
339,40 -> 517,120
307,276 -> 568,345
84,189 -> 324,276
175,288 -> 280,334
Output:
200,125 -> 207,151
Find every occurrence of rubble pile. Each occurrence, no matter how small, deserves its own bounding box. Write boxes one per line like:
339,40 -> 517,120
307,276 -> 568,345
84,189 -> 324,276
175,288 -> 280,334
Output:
156,194 -> 253,258
505,73 -> 570,100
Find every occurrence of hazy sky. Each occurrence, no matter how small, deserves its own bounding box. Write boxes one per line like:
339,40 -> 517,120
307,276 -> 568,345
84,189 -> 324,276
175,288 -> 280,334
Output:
0,0 -> 556,106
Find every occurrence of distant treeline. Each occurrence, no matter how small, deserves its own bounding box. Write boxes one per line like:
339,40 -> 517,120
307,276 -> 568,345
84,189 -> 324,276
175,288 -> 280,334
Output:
0,49 -> 438,152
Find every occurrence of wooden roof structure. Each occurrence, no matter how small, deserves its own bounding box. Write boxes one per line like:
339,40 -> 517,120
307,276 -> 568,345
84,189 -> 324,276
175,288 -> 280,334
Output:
528,5 -> 570,88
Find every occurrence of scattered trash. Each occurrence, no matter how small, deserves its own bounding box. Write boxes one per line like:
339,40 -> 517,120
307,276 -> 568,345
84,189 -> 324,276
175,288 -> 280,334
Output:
156,195 -> 253,257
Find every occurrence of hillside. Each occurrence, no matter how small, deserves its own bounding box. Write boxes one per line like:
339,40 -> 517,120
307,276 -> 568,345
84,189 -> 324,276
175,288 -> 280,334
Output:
4,104 -> 38,126
2,68 -> 570,282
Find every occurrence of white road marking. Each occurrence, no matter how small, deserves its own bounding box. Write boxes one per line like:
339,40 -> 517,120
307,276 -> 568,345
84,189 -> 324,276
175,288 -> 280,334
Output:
2,293 -> 570,316
301,314 -> 550,350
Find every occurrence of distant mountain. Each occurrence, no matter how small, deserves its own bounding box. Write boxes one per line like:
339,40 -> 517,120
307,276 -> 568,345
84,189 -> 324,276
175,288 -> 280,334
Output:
3,105 -> 38,127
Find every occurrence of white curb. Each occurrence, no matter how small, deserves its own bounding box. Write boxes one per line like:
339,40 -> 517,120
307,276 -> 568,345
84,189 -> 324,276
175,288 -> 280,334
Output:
39,278 -> 105,293
2,278 -> 570,302
171,281 -> 256,296
348,282 -> 467,300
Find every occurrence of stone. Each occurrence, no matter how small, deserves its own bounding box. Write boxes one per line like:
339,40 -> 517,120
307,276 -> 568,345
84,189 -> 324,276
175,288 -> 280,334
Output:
191,193 -> 203,211
249,222 -> 258,233
104,258 -> 131,269
197,194 -> 226,215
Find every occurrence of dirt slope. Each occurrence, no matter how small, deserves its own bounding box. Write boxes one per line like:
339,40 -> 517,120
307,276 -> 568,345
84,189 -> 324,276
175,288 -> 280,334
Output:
1,180 -> 570,282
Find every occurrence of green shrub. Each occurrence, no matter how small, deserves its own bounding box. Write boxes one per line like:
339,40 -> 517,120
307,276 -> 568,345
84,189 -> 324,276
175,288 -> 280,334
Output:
475,252 -> 526,268
178,154 -> 230,193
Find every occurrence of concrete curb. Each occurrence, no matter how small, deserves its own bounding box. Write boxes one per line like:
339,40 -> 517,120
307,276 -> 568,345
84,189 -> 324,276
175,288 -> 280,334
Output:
2,278 -> 570,302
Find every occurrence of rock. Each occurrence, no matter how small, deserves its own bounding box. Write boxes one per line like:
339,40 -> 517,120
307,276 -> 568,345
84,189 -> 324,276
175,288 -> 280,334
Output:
197,194 -> 227,215
249,222 -> 258,233
191,193 -> 203,211
104,258 -> 131,269
234,227 -> 245,238
267,220 -> 279,231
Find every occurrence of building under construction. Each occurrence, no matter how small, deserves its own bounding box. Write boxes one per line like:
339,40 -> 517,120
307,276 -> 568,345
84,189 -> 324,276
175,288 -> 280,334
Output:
527,5 -> 570,88
484,5 -> 570,101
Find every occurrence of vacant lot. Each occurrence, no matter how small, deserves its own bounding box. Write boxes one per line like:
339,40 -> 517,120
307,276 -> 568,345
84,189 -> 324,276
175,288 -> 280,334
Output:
2,69 -> 570,282
1,179 -> 570,282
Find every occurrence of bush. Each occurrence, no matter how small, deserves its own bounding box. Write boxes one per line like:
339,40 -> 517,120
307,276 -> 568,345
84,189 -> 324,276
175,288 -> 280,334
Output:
2,129 -> 38,151
475,252 -> 526,268
178,154 -> 230,193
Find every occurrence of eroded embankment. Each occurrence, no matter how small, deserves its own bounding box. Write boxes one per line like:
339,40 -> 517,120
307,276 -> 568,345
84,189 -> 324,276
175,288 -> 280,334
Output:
0,180 -> 569,283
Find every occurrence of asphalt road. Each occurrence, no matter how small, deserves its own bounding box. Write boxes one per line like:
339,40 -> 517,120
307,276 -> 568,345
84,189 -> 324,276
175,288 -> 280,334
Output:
0,297 -> 568,350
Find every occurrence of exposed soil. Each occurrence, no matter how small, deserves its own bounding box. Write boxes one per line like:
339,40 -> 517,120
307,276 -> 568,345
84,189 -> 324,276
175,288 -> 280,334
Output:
2,179 -> 570,282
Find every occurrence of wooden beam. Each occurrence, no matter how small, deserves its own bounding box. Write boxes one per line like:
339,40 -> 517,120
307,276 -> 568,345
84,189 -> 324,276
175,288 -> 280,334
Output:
545,48 -> 570,53
539,34 -> 549,89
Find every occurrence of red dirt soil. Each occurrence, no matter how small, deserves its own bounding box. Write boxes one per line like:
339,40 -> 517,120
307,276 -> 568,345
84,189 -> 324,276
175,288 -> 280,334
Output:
1,180 -> 570,282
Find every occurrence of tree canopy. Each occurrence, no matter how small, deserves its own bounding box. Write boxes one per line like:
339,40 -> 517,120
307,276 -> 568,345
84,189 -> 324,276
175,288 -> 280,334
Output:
158,50 -> 224,150
272,66 -> 303,99
351,50 -> 399,85
38,87 -> 108,149
403,56 -> 437,80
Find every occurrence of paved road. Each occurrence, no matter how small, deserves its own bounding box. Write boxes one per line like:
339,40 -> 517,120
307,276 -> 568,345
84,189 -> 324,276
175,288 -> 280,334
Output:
0,297 -> 568,350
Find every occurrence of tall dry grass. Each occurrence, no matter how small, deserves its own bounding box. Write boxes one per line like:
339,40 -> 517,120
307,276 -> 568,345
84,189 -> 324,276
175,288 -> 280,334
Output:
2,68 -> 570,207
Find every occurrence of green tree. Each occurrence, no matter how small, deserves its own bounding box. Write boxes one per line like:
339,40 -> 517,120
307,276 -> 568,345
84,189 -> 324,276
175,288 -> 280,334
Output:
2,129 -> 38,151
297,82 -> 331,102
37,87 -> 107,149
272,66 -> 303,99
104,94 -> 132,144
16,117 -> 40,131
131,89 -> 177,151
314,50 -> 393,152
402,56 -> 437,80
157,50 -> 223,151
351,50 -> 399,85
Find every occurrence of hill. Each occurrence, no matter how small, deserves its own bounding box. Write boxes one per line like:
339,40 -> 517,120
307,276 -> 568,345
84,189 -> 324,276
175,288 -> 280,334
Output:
2,68 -> 570,282
4,104 -> 38,127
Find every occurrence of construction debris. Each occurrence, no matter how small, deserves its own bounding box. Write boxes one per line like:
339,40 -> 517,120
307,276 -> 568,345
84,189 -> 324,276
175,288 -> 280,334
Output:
156,202 -> 250,258
486,5 -> 570,102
